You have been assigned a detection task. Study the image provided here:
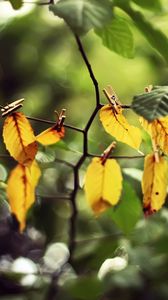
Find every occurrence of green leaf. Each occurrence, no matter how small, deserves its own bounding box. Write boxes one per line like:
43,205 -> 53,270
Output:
106,265 -> 142,289
49,140 -> 78,152
132,86 -> 168,121
36,150 -> 55,164
108,181 -> 142,235
95,16 -> 134,58
49,0 -> 113,35
123,168 -> 143,182
9,0 -> 23,10
132,0 -> 162,12
0,193 -> 10,213
120,5 -> 168,63
0,164 -> 7,182
65,277 -> 104,300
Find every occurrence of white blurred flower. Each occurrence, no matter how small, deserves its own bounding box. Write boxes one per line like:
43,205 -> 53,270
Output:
44,242 -> 69,271
11,257 -> 37,274
98,257 -> 128,280
21,274 -> 37,286
11,257 -> 38,287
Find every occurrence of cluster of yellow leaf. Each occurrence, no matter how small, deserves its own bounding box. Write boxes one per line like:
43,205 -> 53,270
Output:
2,112 -> 65,231
142,154 -> 168,214
85,157 -> 122,214
85,86 -> 168,216
2,86 -> 168,229
85,87 -> 142,214
140,116 -> 168,155
140,115 -> 168,214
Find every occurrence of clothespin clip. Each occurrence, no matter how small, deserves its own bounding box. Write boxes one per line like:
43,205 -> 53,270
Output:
144,85 -> 153,93
54,108 -> 66,131
103,85 -> 121,114
1,98 -> 24,117
101,141 -> 117,165
152,139 -> 160,163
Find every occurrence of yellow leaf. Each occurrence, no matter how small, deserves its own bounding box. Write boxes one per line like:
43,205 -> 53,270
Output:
3,112 -> 38,165
36,126 -> 65,145
7,160 -> 41,231
142,154 -> 168,214
84,157 -> 123,214
140,116 -> 168,155
100,105 -> 142,150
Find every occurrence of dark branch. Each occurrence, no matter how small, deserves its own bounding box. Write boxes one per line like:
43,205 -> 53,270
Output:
74,34 -> 100,107
68,168 -> 79,264
67,35 -> 102,267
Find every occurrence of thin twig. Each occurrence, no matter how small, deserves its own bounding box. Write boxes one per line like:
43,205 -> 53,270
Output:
64,123 -> 84,132
36,194 -> 72,200
53,35 -> 142,272
26,115 -> 84,133
74,34 -> 100,107
44,34 -> 102,293
75,232 -> 122,244
45,263 -> 67,300
68,169 -> 78,265
0,153 -> 145,160
83,106 -> 101,154
23,0 -> 53,5
67,35 -> 101,266
122,104 -> 131,109
87,153 -> 145,159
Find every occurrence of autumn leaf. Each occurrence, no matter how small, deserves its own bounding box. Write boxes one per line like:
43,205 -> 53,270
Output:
100,104 -> 142,150
7,160 -> 41,231
142,153 -> 168,214
84,157 -> 123,214
36,126 -> 65,146
140,116 -> 168,155
3,112 -> 38,165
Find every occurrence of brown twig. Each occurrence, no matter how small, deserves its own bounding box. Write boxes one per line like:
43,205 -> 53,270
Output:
44,31 -> 103,298
23,0 -> 53,5
67,35 -> 102,265
26,115 -> 84,133
87,153 -> 145,159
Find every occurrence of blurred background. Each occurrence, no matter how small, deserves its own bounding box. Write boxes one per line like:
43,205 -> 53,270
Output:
0,1 -> 168,299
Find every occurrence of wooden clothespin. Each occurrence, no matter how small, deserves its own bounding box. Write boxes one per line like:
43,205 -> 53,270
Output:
1,98 -> 24,117
101,141 -> 117,165
54,108 -> 66,130
103,85 -> 121,114
144,85 -> 153,93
